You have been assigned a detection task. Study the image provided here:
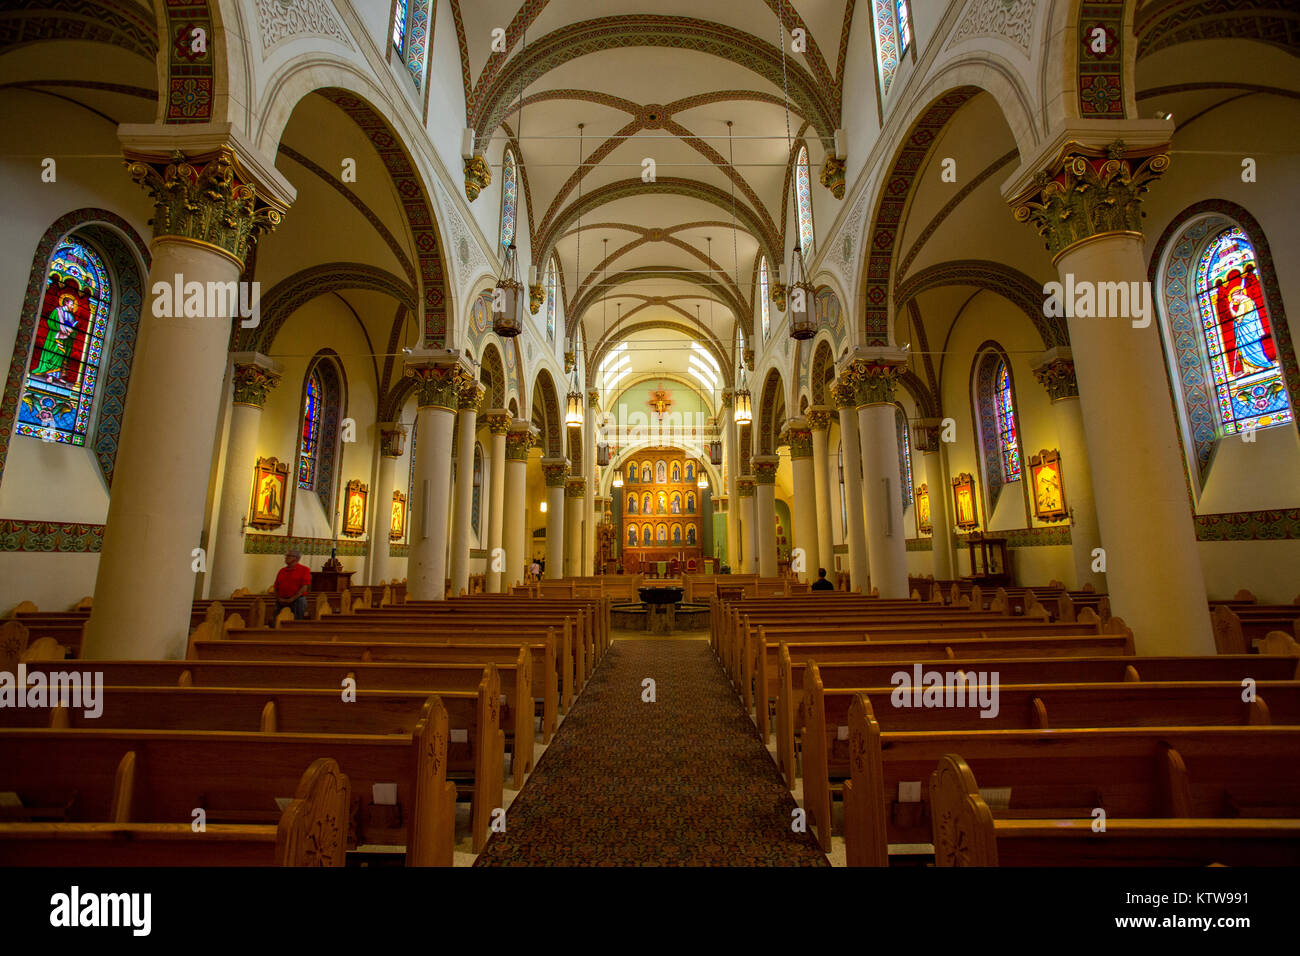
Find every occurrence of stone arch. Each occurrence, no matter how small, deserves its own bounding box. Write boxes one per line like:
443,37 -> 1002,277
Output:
531,368 -> 562,458
809,337 -> 836,407
588,319 -> 732,390
0,208 -> 150,489
894,259 -> 1069,349
479,341 -> 507,410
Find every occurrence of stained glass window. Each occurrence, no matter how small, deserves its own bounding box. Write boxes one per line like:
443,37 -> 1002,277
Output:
873,0 -> 901,95
471,444 -> 483,537
994,362 -> 1021,482
18,239 -> 112,446
895,405 -> 913,508
796,146 -> 814,258
405,0 -> 431,88
896,0 -> 912,53
500,149 -> 518,252
759,257 -> 770,341
1195,227 -> 1292,434
298,370 -> 322,488
392,0 -> 407,55
545,259 -> 557,343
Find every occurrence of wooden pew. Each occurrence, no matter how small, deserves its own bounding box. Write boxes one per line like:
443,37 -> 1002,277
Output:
188,635 -> 558,743
0,697 -> 459,865
0,678 -> 504,854
929,753 -> 1300,866
774,648 -> 1300,782
838,696 -> 1300,865
21,655 -> 535,790
0,757 -> 349,866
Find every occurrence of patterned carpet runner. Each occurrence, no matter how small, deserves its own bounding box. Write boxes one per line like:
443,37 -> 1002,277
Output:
474,637 -> 830,866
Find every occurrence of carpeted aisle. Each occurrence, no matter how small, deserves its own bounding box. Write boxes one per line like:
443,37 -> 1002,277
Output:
474,636 -> 830,866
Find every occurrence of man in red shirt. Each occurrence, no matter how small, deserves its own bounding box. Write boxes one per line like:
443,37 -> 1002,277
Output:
274,549 -> 311,620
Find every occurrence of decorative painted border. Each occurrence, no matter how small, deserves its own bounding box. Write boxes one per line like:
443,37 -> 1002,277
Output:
163,0 -> 215,123
1077,0 -> 1125,117
1194,509 -> 1300,542
244,533 -> 367,557
0,519 -> 104,553
956,526 -> 1073,548
0,210 -> 149,490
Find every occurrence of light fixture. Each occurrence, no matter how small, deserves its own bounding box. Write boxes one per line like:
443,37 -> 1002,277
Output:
734,366 -> 752,425
697,471 -> 709,491
709,439 -> 722,465
540,501 -> 547,513
564,122 -> 586,424
596,443 -> 610,467
788,243 -> 815,340
493,12 -> 528,338
612,470 -> 624,489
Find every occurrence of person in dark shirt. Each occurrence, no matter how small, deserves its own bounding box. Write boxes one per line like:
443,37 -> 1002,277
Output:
811,567 -> 834,591
274,549 -> 311,620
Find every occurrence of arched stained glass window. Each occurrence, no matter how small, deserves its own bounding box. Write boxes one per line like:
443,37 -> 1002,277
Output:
896,0 -> 912,53
872,0 -> 901,95
299,369 -> 323,489
895,404 -> 913,509
392,0 -> 408,54
500,149 -> 518,252
405,0 -> 431,88
1195,227 -> 1292,434
545,259 -> 557,343
994,362 -> 1021,482
796,146 -> 814,258
759,257 -> 770,341
17,238 -> 112,446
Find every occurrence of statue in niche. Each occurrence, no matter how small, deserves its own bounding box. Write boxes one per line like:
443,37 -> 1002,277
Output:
656,460 -> 667,483
657,492 -> 667,514
686,526 -> 696,545
671,462 -> 681,483
627,495 -> 638,515
672,525 -> 682,544
643,526 -> 652,546
657,524 -> 667,543
686,462 -> 694,482
642,464 -> 651,483
670,493 -> 681,514
686,493 -> 696,514
628,526 -> 638,546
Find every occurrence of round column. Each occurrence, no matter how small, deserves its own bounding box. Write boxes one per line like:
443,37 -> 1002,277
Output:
542,458 -> 568,579
1032,350 -> 1105,591
84,145 -> 289,660
502,422 -> 537,590
449,381 -> 485,595
736,478 -> 755,573
832,381 -> 870,593
209,356 -> 281,599
404,356 -> 471,600
753,455 -> 779,578
847,353 -> 909,598
565,477 -> 585,577
584,391 -> 599,574
722,391 -> 741,570
913,420 -> 955,581
787,420 -> 819,582
1012,142 -> 1211,654
807,406 -> 836,577
482,411 -> 510,592
369,423 -> 407,587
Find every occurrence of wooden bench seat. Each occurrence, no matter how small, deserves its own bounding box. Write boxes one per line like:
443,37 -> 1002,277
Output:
0,698 -> 459,864
0,757 -> 349,866
930,754 -> 1300,866
837,699 -> 1300,865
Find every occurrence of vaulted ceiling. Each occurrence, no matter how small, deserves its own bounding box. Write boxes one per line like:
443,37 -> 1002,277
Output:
452,0 -> 855,359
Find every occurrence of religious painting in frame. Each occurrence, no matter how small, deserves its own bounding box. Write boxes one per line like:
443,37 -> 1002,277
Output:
390,490 -> 407,541
952,472 -> 978,530
1029,449 -> 1069,522
916,482 -> 932,535
249,457 -> 288,530
343,479 -> 368,537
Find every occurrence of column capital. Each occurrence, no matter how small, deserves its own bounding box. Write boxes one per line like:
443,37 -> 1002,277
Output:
752,455 -> 780,484
565,477 -> 587,498
120,125 -> 295,269
737,477 -> 755,497
1009,139 -> 1170,262
786,419 -> 814,459
819,154 -> 846,199
230,352 -> 281,408
404,350 -> 476,411
587,388 -> 601,410
806,405 -> 834,431
911,417 -> 944,453
530,283 -> 546,316
1032,347 -> 1080,401
837,347 -> 908,407
505,421 -> 538,460
457,378 -> 486,412
483,409 -> 512,434
542,458 -> 571,486
719,389 -> 734,410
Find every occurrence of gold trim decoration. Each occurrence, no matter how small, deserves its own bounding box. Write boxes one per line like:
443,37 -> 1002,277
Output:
390,490 -> 407,541
842,359 -> 903,407
1029,449 -> 1069,523
819,155 -> 846,199
232,362 -> 281,408
249,457 -> 288,530
464,154 -> 492,201
952,472 -> 979,530
342,479 -> 369,537
1033,357 -> 1079,401
406,362 -> 473,410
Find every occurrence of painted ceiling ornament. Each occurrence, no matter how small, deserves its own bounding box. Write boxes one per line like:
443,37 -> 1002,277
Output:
529,282 -> 545,315
464,154 -> 491,201
1012,140 -> 1171,260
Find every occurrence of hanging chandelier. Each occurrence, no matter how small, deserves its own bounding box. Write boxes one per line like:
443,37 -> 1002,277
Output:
565,361 -> 583,427
697,470 -> 709,491
734,366 -> 752,425
708,439 -> 723,465
564,122 -> 586,426
612,467 -> 624,489
775,0 -> 815,342
725,121 -> 751,427
493,13 -> 528,337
